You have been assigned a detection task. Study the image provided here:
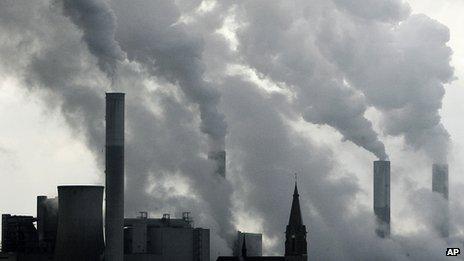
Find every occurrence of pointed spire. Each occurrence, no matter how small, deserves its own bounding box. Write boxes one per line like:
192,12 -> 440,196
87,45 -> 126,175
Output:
288,179 -> 303,226
241,234 -> 247,258
294,181 -> 299,196
285,177 -> 308,259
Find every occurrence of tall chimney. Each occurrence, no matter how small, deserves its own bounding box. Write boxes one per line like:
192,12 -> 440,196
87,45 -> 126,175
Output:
37,196 -> 47,242
432,163 -> 449,237
105,93 -> 125,261
208,150 -> 226,177
373,160 -> 390,238
54,186 -> 105,260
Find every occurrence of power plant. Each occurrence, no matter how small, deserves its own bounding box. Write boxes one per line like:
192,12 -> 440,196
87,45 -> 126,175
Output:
0,91 -> 454,260
0,93 -> 211,261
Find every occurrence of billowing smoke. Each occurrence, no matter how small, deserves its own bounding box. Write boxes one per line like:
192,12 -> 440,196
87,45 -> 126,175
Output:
0,0 -> 461,260
59,0 -> 233,248
0,0 -> 234,255
109,0 -> 227,154
315,4 -> 454,163
224,0 -> 452,162
61,0 -> 124,78
231,0 -> 388,160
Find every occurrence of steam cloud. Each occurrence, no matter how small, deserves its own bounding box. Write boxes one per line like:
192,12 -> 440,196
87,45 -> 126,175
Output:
0,0 -> 459,260
110,0 -> 228,153
61,0 -> 125,78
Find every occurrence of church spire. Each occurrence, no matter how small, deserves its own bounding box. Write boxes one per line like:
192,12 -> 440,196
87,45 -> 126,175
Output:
288,181 -> 303,226
285,178 -> 308,260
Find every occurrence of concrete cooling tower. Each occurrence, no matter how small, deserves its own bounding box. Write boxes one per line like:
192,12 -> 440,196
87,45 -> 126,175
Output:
54,185 -> 104,261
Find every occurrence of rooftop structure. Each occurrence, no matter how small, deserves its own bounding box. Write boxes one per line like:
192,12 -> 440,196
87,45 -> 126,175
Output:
124,212 -> 209,261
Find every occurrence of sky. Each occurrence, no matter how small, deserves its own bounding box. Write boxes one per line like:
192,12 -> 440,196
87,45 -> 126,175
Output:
1,0 -> 464,260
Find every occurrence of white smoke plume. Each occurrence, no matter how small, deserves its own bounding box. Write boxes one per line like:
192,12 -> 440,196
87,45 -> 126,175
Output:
110,0 -> 227,153
61,0 -> 125,78
0,0 -> 460,260
315,5 -> 454,163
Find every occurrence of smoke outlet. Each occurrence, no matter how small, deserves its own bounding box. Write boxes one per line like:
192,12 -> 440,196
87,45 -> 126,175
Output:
373,160 -> 390,238
432,163 -> 449,237
105,92 -> 125,261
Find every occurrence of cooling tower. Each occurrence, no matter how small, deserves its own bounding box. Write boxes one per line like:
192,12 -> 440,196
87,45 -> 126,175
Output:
208,150 -> 226,177
432,163 -> 449,237
54,186 -> 104,261
374,160 -> 390,238
105,92 -> 125,261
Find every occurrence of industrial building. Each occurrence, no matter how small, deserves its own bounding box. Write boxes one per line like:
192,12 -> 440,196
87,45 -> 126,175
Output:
1,193 -> 209,261
124,212 -> 209,261
373,160 -> 390,238
217,182 -> 308,261
1,90 -> 452,260
0,93 -> 209,261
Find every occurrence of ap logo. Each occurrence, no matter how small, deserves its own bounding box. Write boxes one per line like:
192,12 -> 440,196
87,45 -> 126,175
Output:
446,248 -> 460,256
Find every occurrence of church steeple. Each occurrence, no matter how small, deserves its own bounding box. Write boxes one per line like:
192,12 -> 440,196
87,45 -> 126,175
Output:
288,182 -> 303,226
285,179 -> 308,260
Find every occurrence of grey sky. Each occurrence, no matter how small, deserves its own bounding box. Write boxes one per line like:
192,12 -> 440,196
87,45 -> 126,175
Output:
1,0 -> 464,260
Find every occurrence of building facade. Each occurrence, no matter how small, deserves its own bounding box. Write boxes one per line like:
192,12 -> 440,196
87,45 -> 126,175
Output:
124,213 -> 210,261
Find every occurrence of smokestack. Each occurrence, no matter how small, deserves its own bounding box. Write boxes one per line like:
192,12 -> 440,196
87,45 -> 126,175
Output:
37,196 -> 58,252
208,150 -> 226,177
105,92 -> 125,261
373,160 -> 390,238
54,186 -> 104,261
37,196 -> 47,242
432,163 -> 449,237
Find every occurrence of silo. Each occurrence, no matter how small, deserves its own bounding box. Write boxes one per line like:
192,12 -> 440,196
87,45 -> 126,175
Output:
105,92 -> 125,261
54,185 -> 104,261
432,163 -> 449,237
374,160 -> 390,238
